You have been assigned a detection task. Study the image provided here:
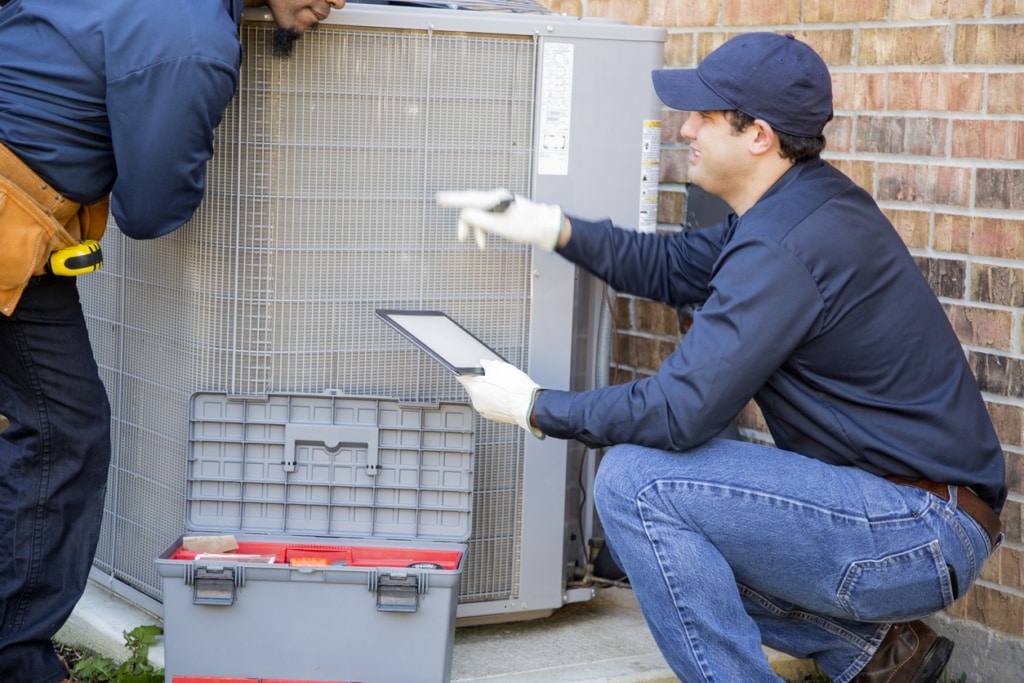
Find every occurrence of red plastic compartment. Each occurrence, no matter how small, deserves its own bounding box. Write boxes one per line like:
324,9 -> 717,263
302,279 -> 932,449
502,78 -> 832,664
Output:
169,541 -> 462,570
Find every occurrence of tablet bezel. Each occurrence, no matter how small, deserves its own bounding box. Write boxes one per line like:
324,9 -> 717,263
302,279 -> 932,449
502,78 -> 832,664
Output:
375,309 -> 507,376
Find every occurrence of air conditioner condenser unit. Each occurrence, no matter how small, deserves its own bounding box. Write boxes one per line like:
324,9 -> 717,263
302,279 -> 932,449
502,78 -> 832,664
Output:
82,3 -> 666,624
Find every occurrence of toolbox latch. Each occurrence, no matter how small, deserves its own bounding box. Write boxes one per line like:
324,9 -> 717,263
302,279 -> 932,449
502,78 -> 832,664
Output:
373,571 -> 426,613
187,564 -> 244,606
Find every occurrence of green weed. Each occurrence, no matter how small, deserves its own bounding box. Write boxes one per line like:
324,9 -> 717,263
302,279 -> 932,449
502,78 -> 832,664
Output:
70,625 -> 164,683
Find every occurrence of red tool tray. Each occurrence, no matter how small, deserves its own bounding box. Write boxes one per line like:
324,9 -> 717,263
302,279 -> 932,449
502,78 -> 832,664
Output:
168,541 -> 462,570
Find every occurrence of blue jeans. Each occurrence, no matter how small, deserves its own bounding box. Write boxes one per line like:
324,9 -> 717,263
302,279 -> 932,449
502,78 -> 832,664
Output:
0,275 -> 111,682
593,439 -> 994,683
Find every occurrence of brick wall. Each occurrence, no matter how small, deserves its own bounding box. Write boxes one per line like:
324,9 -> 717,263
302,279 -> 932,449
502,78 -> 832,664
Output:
542,0 -> 1024,645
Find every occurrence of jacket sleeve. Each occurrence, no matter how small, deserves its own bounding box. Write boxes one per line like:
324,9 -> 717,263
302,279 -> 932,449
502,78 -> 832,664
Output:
558,214 -> 734,308
106,56 -> 238,239
533,237 -> 825,450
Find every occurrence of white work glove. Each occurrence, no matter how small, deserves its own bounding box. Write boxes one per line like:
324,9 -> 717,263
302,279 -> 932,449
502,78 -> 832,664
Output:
435,188 -> 564,251
457,359 -> 544,438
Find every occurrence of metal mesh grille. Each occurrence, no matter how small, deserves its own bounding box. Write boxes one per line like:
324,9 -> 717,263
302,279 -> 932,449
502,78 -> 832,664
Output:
86,22 -> 537,606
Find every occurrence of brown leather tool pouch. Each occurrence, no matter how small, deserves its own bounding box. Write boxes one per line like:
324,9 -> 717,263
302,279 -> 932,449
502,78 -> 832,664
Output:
0,143 -> 109,316
71,194 -> 110,244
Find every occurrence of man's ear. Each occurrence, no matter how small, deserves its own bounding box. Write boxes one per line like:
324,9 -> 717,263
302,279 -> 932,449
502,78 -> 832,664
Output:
748,119 -> 779,156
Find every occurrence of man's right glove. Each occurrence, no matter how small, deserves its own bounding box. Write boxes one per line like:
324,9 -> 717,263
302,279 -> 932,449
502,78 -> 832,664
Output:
436,189 -> 564,251
457,359 -> 544,438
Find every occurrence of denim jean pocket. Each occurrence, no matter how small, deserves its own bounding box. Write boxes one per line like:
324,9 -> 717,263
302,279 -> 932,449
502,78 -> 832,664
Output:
837,540 -> 955,622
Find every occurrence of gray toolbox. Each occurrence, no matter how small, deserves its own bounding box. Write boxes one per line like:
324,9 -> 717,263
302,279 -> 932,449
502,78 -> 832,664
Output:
157,392 -> 473,683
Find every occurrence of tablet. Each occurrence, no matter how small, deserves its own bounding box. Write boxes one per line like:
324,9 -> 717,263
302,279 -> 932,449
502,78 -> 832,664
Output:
375,309 -> 506,376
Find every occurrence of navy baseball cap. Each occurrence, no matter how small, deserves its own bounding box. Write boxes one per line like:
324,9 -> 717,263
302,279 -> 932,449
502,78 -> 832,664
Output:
652,33 -> 833,137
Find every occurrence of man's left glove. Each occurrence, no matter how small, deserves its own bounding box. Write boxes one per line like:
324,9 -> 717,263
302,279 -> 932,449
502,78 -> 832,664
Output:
457,359 -> 544,438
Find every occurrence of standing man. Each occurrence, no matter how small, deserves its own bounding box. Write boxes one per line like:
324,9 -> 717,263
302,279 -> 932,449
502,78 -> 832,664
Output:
0,1 -> 344,680
439,33 -> 1005,683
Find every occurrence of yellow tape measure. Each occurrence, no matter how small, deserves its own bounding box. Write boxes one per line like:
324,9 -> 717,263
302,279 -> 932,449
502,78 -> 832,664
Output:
48,240 -> 103,276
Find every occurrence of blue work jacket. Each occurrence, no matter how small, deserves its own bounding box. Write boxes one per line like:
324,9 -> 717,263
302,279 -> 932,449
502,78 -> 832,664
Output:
0,0 -> 244,238
534,159 -> 1007,512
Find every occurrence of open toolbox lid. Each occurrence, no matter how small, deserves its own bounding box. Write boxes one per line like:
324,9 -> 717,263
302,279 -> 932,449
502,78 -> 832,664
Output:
186,392 -> 474,544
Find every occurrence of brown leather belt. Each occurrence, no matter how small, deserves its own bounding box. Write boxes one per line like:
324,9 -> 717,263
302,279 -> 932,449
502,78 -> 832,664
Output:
886,476 -> 1002,548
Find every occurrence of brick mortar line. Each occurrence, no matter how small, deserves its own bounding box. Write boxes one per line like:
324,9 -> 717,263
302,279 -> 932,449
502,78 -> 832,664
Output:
656,17 -> 1024,33
832,113 -> 1024,123
878,203 -> 1022,216
615,328 -> 680,342
939,298 -> 1024,311
828,66 -> 1024,73
911,251 -> 1024,264
974,577 -> 1024,599
829,156 -> 1024,171
980,395 -> 1024,412
962,349 -> 1024,363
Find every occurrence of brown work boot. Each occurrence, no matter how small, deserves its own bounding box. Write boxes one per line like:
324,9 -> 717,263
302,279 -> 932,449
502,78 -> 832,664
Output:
852,621 -> 953,682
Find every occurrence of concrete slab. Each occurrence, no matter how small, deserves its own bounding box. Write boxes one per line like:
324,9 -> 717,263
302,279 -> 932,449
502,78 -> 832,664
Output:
453,587 -> 815,682
57,580 -> 814,682
56,581 -> 165,669
451,586 -> 675,682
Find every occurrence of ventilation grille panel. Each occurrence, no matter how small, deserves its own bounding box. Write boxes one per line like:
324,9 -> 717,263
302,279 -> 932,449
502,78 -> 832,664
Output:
87,22 -> 537,606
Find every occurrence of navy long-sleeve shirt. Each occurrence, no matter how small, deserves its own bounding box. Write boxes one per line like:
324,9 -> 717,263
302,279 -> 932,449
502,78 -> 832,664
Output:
533,159 -> 1007,512
0,0 -> 244,238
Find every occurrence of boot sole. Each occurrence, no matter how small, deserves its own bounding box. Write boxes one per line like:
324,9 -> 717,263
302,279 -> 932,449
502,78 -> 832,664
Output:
913,636 -> 954,683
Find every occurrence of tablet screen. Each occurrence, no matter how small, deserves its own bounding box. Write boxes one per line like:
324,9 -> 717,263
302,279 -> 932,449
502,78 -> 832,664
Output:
375,309 -> 506,375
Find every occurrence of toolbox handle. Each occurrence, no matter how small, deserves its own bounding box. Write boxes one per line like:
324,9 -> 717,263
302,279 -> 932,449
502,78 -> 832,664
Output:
185,564 -> 245,606
284,424 -> 380,476
369,570 -> 429,613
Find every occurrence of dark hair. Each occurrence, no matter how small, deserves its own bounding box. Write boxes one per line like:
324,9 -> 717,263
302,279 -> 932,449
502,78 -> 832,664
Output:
270,28 -> 301,58
725,110 -> 827,164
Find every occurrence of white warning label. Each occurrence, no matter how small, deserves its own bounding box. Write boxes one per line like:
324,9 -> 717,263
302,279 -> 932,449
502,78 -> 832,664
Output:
538,43 -> 574,176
